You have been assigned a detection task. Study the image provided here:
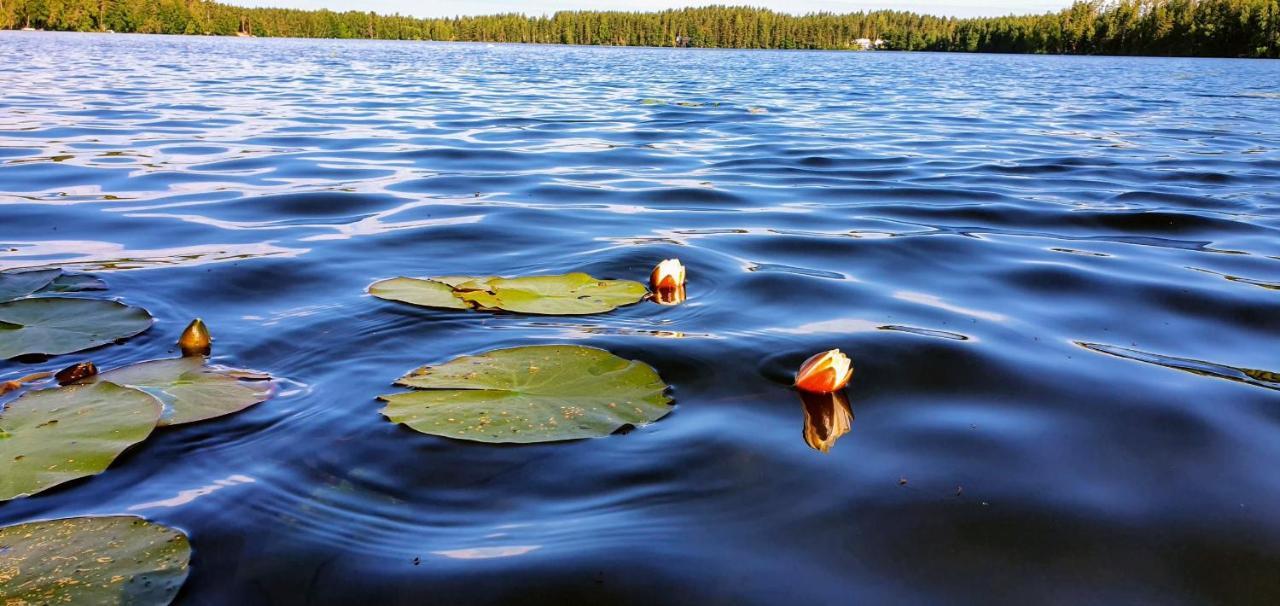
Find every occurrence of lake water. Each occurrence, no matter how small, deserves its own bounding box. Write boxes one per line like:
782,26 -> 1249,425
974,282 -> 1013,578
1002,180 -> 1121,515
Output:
2,31 -> 1279,604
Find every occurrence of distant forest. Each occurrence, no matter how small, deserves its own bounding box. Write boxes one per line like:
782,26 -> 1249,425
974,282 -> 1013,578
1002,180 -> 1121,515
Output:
2,0 -> 1277,57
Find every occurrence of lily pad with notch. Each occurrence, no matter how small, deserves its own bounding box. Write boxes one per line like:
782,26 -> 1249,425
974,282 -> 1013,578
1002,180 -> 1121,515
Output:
95,357 -> 274,426
0,297 -> 153,359
379,344 -> 673,443
0,382 -> 162,501
0,515 -> 191,605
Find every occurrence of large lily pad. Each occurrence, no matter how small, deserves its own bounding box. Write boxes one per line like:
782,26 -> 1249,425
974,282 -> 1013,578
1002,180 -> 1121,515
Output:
0,382 -> 162,501
369,273 -> 647,315
96,357 -> 274,426
0,297 -> 153,359
379,345 -> 673,443
0,515 -> 191,605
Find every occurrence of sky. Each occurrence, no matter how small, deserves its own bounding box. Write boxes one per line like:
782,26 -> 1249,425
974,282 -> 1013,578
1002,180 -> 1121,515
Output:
227,0 -> 1076,19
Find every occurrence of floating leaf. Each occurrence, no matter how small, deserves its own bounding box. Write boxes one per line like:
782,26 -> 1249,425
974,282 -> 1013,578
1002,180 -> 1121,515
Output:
0,515 -> 191,605
368,277 -> 469,310
379,345 -> 672,443
0,269 -> 61,302
0,382 -> 162,501
369,273 -> 647,316
96,357 -> 274,426
0,297 -> 153,359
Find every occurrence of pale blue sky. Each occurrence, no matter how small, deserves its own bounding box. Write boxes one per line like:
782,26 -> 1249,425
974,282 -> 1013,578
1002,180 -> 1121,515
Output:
228,0 -> 1075,19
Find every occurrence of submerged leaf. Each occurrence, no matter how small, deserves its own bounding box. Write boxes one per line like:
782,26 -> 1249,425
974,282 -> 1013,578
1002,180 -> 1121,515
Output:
0,382 -> 162,501
0,515 -> 191,605
0,269 -> 107,302
96,357 -> 274,426
37,272 -> 108,294
0,269 -> 61,302
0,297 -> 153,359
369,272 -> 647,316
380,345 -> 672,443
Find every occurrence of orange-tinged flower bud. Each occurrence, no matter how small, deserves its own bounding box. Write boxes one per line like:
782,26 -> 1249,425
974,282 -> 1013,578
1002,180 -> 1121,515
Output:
794,349 -> 853,393
179,318 -> 211,357
650,258 -> 686,292
800,390 -> 854,453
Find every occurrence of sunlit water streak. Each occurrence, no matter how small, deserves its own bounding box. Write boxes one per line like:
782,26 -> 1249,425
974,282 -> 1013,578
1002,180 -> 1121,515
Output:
1,32 -> 1279,604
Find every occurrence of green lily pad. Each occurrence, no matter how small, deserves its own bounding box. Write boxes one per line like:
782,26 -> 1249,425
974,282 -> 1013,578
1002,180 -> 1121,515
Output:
369,273 -> 647,316
379,345 -> 672,443
368,277 -> 469,310
96,357 -> 274,426
0,515 -> 191,605
0,297 -> 153,359
0,269 -> 61,302
0,382 -> 162,501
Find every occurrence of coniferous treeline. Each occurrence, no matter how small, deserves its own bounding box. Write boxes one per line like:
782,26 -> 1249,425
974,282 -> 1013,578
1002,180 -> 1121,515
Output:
2,0 -> 1277,57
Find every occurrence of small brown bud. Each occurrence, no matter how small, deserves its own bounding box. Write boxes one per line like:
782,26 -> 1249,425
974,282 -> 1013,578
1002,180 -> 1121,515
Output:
55,362 -> 98,385
179,318 -> 211,357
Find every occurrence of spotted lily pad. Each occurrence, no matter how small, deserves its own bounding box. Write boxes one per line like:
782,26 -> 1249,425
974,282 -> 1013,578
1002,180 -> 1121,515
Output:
0,382 -> 162,501
0,515 -> 191,605
95,357 -> 274,426
369,273 -> 647,316
379,345 -> 672,443
0,297 -> 153,359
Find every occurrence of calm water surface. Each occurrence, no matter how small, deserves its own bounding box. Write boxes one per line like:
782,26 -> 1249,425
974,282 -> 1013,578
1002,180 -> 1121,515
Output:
2,32 -> 1280,604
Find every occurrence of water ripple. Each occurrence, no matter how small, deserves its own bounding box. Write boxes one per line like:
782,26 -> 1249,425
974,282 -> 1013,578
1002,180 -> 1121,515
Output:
1,32 -> 1279,605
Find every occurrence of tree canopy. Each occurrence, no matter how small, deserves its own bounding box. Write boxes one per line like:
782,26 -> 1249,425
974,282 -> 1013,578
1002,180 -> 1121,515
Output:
2,0 -> 1277,57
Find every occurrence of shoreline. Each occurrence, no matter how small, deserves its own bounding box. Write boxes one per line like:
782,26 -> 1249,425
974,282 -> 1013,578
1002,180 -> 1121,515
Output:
4,28 -> 1276,61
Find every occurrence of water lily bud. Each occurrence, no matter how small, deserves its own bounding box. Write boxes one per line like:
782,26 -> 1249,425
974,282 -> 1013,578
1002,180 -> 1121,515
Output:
800,390 -> 854,453
179,318 -> 211,357
650,258 -> 686,292
794,349 -> 853,393
55,361 -> 97,385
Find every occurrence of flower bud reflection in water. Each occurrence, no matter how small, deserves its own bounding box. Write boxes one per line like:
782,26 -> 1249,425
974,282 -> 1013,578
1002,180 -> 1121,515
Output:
179,318 -> 211,357
800,390 -> 853,453
794,349 -> 852,393
651,285 -> 686,306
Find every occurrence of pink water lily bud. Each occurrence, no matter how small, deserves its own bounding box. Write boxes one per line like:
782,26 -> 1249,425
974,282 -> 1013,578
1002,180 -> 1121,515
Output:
179,318 -> 211,357
794,349 -> 853,393
650,258 -> 686,292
